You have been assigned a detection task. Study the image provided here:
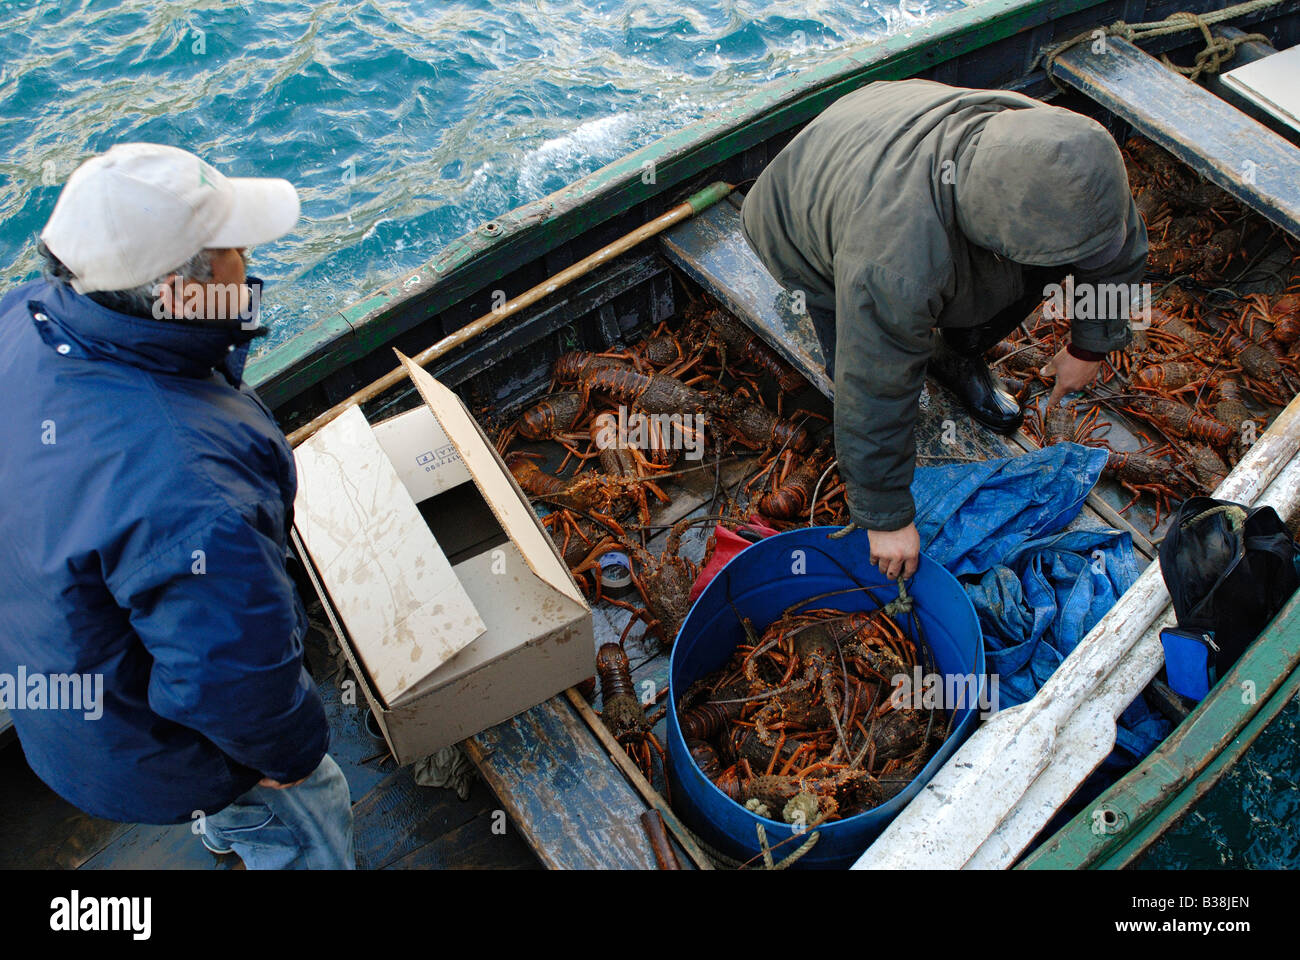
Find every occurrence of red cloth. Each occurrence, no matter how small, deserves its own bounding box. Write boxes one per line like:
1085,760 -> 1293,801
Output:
689,519 -> 779,603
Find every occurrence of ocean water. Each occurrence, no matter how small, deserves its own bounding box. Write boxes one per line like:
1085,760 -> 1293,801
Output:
0,0 -> 964,354
1136,694 -> 1300,870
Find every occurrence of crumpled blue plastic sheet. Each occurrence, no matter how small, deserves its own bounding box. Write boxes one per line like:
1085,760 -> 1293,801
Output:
910,442 -> 1170,767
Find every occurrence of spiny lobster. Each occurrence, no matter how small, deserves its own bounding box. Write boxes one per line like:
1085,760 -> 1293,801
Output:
596,642 -> 668,796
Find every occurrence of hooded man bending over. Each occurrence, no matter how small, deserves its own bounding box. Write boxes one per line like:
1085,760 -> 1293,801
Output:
741,80 -> 1148,581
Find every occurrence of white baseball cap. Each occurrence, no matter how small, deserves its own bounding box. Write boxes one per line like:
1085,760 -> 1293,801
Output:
41,143 -> 300,294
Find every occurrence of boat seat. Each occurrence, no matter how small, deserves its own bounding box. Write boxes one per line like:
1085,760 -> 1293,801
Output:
1050,36 -> 1300,237
660,197 -> 834,399
462,698 -> 664,869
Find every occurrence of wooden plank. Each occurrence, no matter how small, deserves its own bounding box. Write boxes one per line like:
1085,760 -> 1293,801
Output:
563,688 -> 713,870
661,200 -> 833,398
80,823 -> 238,871
0,745 -> 132,869
1051,36 -> 1300,238
1021,589 -> 1300,869
462,696 -> 659,870
315,676 -> 395,805
386,809 -> 541,870
351,768 -> 505,870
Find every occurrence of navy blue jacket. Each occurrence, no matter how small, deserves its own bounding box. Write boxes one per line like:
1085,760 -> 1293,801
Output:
0,279 -> 329,824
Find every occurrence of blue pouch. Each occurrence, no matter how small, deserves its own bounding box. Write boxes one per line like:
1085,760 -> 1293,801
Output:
1160,627 -> 1219,701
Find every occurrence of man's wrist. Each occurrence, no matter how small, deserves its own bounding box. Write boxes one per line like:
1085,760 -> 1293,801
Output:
1066,342 -> 1106,363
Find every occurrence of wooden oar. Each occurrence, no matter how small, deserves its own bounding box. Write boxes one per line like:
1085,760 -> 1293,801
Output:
287,181 -> 735,447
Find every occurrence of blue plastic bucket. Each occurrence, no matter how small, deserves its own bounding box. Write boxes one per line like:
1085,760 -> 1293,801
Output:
668,526 -> 985,869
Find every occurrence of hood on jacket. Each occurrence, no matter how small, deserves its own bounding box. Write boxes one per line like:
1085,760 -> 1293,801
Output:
955,106 -> 1132,267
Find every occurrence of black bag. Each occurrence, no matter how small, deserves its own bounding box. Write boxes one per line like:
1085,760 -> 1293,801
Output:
1159,497 -> 1300,677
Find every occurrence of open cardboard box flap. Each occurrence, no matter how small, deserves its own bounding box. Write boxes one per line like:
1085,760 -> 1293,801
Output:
397,350 -> 586,608
293,404 -> 487,707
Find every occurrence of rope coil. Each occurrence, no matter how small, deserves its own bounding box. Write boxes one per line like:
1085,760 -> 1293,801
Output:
1037,0 -> 1281,86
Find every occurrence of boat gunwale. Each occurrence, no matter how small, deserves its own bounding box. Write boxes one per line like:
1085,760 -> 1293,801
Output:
1019,589 -> 1300,869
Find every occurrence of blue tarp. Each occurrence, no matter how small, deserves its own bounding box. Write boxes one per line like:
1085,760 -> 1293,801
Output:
910,442 -> 1170,765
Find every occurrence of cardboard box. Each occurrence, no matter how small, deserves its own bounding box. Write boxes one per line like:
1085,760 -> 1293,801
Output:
292,353 -> 593,763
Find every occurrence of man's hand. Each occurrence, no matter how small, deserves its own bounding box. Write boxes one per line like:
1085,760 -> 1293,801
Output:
867,523 -> 920,581
1040,346 -> 1101,408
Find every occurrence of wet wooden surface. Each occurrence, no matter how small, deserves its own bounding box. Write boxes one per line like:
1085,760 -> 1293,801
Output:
661,197 -> 834,398
464,697 -> 658,869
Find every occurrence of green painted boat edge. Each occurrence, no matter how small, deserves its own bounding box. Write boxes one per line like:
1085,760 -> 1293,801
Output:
1102,658 -> 1300,868
246,0 -> 1113,408
1019,588 -> 1300,869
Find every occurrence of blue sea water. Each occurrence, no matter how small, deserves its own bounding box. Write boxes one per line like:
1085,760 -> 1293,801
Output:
1136,695 -> 1300,870
0,0 -> 963,354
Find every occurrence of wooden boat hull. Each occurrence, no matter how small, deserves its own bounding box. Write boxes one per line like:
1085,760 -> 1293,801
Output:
250,0 -> 1300,868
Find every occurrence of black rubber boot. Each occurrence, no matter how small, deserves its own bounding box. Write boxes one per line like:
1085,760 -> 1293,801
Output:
929,335 -> 1024,435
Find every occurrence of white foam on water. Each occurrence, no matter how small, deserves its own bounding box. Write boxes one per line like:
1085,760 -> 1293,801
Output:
515,112 -> 640,195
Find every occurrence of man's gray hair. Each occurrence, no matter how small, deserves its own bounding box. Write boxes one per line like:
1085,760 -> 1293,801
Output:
38,242 -> 215,319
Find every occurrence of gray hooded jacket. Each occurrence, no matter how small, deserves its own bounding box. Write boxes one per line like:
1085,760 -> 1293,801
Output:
741,80 -> 1147,530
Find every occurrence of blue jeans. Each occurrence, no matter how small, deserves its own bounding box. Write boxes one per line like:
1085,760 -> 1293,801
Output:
204,753 -> 355,869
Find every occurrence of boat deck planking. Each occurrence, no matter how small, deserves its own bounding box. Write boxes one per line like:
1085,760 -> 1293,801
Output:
462,698 -> 660,870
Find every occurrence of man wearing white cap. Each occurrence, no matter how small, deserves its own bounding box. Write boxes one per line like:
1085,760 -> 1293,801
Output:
0,143 -> 354,869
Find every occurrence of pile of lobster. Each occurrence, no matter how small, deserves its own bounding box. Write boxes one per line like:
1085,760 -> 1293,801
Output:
676,605 -> 948,825
493,298 -> 867,794
1001,136 -> 1300,529
495,299 -> 851,649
